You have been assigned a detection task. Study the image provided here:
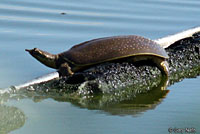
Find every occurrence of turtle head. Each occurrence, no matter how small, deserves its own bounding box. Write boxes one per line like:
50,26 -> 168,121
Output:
26,48 -> 58,69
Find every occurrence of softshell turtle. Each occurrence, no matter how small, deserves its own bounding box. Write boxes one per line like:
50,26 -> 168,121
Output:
26,35 -> 169,76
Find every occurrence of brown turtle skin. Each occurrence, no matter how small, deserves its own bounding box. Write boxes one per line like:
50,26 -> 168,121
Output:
26,35 -> 169,76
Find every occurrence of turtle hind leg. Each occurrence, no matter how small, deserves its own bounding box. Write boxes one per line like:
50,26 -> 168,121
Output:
131,56 -> 170,77
58,63 -> 74,77
153,58 -> 170,77
160,60 -> 170,77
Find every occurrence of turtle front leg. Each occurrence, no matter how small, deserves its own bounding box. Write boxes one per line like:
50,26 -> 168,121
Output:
58,63 -> 74,77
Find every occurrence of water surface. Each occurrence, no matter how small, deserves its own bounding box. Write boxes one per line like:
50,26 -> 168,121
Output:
0,0 -> 200,133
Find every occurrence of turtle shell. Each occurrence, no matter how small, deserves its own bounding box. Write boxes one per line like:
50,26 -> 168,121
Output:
59,35 -> 169,66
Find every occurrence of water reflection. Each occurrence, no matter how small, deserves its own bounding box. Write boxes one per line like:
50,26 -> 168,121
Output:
67,77 -> 169,116
0,76 -> 168,117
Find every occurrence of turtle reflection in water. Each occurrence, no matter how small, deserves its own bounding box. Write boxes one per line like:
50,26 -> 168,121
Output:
26,35 -> 169,77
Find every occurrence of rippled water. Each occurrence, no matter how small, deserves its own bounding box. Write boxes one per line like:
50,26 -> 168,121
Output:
0,0 -> 200,133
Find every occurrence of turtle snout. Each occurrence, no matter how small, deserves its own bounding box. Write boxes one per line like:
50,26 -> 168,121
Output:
25,49 -> 31,52
25,48 -> 39,53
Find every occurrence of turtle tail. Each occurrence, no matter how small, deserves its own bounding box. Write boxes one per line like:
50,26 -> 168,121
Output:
25,48 -> 58,69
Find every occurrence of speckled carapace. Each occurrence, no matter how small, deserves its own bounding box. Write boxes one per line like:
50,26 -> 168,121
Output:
60,35 -> 169,65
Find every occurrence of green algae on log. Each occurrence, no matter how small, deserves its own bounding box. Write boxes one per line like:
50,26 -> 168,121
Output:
0,105 -> 25,133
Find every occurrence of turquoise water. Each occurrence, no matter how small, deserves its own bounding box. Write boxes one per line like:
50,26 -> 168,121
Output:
0,0 -> 200,133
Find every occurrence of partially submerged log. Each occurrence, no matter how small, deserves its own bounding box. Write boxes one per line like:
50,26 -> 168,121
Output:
0,28 -> 199,116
